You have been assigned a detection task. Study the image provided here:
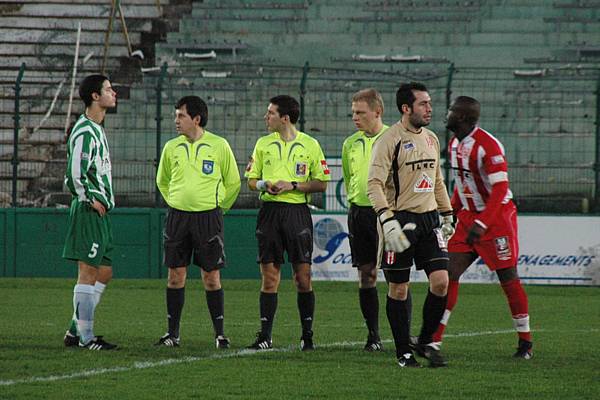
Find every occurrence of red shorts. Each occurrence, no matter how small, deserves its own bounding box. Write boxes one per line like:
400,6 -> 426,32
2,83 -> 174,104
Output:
448,202 -> 519,270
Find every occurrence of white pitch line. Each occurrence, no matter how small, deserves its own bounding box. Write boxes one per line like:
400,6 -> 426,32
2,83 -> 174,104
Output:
0,329 -> 536,387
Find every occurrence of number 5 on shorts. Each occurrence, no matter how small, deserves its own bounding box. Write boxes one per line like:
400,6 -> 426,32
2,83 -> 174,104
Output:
88,243 -> 99,258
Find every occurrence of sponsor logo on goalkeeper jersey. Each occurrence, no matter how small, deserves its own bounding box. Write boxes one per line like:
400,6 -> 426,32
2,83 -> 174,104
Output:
414,173 -> 433,192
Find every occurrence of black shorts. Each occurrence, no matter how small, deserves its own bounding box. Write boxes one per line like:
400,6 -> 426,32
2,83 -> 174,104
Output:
256,202 -> 313,265
163,207 -> 225,271
348,204 -> 378,268
378,210 -> 448,274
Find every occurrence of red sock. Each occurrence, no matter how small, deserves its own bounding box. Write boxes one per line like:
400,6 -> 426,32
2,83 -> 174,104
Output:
432,279 -> 459,342
500,278 -> 531,342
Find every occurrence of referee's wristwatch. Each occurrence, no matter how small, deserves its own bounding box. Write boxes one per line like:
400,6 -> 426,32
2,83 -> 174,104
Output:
291,181 -> 298,190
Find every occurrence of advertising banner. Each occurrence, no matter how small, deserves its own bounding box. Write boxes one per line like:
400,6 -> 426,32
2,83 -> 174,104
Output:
311,214 -> 600,285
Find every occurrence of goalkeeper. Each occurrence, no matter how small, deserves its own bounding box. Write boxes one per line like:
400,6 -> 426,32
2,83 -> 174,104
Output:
367,82 -> 454,368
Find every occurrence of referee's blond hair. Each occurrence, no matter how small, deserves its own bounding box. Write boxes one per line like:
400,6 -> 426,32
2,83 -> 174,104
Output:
352,88 -> 384,114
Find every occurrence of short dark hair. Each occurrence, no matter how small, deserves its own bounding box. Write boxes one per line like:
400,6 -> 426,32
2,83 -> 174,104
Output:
79,74 -> 109,108
453,96 -> 481,125
396,82 -> 428,114
176,96 -> 208,127
269,95 -> 300,124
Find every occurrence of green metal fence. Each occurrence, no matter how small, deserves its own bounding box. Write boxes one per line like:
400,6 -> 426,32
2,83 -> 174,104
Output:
1,62 -> 599,213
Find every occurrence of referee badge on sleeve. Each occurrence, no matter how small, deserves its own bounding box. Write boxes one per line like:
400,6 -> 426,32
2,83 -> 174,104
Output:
320,159 -> 330,175
202,160 -> 214,174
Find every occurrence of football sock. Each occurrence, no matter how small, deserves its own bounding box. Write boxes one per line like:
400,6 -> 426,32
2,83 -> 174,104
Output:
386,295 -> 411,356
297,291 -> 315,336
166,287 -> 185,338
206,288 -> 225,337
359,287 -> 379,337
69,289 -> 79,335
406,288 -> 412,327
94,281 -> 106,307
433,279 -> 459,342
74,284 -> 96,344
419,290 -> 447,345
260,291 -> 278,339
501,278 -> 531,342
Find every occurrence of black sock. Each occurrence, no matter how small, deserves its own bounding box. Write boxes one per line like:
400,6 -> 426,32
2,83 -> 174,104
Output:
297,291 -> 315,337
206,288 -> 225,337
259,291 -> 278,339
386,295 -> 411,357
166,287 -> 185,338
419,290 -> 447,345
359,287 -> 379,337
406,288 -> 412,328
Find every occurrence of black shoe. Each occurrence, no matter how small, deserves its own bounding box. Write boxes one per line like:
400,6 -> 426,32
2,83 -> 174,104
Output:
247,332 -> 272,350
397,352 -> 421,368
215,335 -> 231,349
411,337 -> 448,367
79,336 -> 118,350
364,332 -> 383,352
514,339 -> 533,359
155,333 -> 180,347
63,331 -> 80,347
300,331 -> 314,351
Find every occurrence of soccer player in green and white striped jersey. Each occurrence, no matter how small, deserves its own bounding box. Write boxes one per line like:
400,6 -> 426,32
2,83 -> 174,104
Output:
62,74 -> 118,350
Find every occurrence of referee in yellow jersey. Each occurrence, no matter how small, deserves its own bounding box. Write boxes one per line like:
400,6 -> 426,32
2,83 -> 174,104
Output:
342,88 -> 389,352
245,95 -> 330,351
155,96 -> 241,349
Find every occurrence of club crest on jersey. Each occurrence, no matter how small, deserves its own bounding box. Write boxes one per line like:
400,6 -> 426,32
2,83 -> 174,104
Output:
495,236 -> 512,260
295,161 -> 307,176
202,160 -> 214,174
414,173 -> 434,192
425,136 -> 435,148
320,159 -> 330,175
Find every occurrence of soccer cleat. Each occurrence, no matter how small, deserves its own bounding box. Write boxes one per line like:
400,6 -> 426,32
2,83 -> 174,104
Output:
79,336 -> 117,351
397,352 -> 421,368
300,331 -> 314,351
247,332 -> 272,350
514,339 -> 533,359
155,333 -> 180,347
410,337 -> 447,367
63,330 -> 80,347
215,335 -> 231,349
364,332 -> 383,352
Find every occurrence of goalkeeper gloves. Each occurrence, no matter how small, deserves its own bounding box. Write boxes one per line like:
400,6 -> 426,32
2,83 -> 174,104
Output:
378,210 -> 415,253
440,214 -> 455,241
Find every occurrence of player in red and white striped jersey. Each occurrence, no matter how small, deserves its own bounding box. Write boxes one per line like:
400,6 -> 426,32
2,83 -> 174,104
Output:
434,96 -> 533,359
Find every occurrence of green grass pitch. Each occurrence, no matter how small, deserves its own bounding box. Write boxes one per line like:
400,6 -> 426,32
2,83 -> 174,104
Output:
1,278 -> 598,399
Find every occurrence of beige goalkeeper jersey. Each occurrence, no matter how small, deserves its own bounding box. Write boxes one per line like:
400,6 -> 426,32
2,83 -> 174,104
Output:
367,121 -> 452,215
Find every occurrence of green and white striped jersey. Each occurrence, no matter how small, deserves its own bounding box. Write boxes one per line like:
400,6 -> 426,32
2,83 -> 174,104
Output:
65,114 -> 115,210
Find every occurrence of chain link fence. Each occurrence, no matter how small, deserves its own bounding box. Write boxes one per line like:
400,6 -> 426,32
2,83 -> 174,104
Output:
1,62 -> 599,213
